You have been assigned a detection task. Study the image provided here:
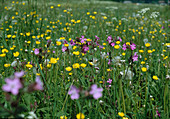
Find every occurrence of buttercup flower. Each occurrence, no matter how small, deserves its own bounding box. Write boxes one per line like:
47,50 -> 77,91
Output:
76,113 -> 85,119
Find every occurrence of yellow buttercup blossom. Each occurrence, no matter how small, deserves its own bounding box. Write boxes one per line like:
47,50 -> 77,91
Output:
26,63 -> 33,68
73,51 -> 80,55
64,44 -> 69,47
141,67 -> 147,72
60,116 -> 67,119
114,45 -> 120,49
80,63 -> 87,68
141,61 -> 145,64
13,52 -> 19,57
65,67 -> 72,71
2,49 -> 8,53
76,113 -> 85,119
49,58 -> 59,64
122,52 -> 126,56
148,50 -> 152,54
118,112 -> 125,117
4,64 -> 10,67
56,41 -> 62,46
153,76 -> 158,80
72,63 -> 80,69
36,41 -> 41,44
145,43 -> 151,47
89,62 -> 94,66
0,53 -> 6,57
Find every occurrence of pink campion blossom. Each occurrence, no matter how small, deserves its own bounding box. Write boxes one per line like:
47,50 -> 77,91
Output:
68,86 -> 80,100
107,79 -> 112,84
14,71 -> 25,78
95,35 -> 99,40
2,78 -> 23,95
130,43 -> 136,50
89,84 -> 103,99
82,45 -> 89,53
122,43 -> 127,51
107,36 -> 112,44
111,43 -> 115,47
119,37 -> 122,42
132,52 -> 138,62
34,76 -> 43,91
62,46 -> 67,52
156,110 -> 160,117
108,59 -> 111,65
34,48 -> 39,55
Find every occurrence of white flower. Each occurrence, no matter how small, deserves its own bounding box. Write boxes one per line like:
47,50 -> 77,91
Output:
27,111 -> 37,119
120,68 -> 134,80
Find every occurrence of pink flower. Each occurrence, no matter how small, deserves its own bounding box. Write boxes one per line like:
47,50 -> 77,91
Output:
34,48 -> 39,55
14,71 -> 25,78
122,43 -> 127,51
62,46 -> 67,52
111,43 -> 115,47
107,79 -> 112,84
130,43 -> 136,50
34,76 -> 43,91
2,78 -> 23,95
68,86 -> 80,100
132,52 -> 138,62
89,84 -> 103,99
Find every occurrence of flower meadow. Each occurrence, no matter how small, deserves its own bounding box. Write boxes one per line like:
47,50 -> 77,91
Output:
0,0 -> 169,118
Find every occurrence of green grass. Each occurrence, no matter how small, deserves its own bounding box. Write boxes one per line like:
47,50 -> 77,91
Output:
0,0 -> 169,118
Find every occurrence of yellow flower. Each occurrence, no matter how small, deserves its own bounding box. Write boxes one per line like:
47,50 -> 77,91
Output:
72,63 -> 80,69
47,64 -> 51,68
36,41 -> 41,44
0,53 -> 6,57
148,50 -> 152,54
2,49 -> 8,53
126,42 -> 130,45
89,62 -> 94,66
13,52 -> 19,57
116,41 -> 120,44
73,51 -> 80,55
60,115 -> 67,119
26,64 -> 33,68
56,41 -> 62,46
49,58 -> 58,64
118,112 -> 125,117
36,73 -> 40,76
139,50 -> 144,53
26,32 -> 30,36
103,43 -> 106,45
76,113 -> 85,119
123,117 -> 128,119
64,44 -> 69,47
145,43 -> 151,47
73,46 -> 77,50
141,61 -> 145,64
57,4 -> 61,7
153,76 -> 158,80
142,67 -> 147,72
122,52 -> 126,56
46,36 -> 51,40
69,73 -> 72,75
4,64 -> 10,67
107,69 -> 111,72
114,45 -> 120,49
80,63 -> 87,68
65,67 -> 72,71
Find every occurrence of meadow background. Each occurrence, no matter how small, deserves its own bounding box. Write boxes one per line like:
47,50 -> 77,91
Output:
0,0 -> 169,118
